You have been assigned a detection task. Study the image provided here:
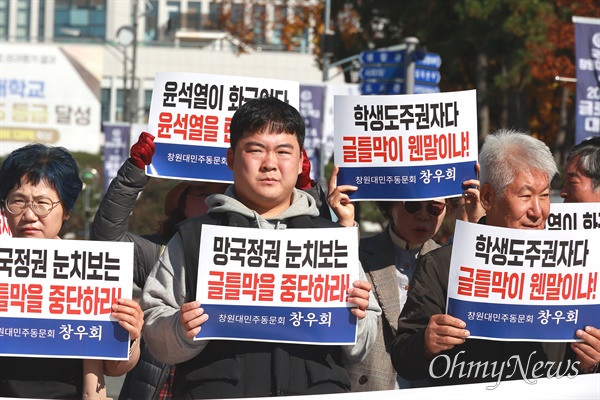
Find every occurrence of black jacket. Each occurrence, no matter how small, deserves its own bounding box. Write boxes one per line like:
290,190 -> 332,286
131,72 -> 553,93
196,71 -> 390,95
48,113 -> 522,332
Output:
391,244 -> 576,386
172,211 -> 351,398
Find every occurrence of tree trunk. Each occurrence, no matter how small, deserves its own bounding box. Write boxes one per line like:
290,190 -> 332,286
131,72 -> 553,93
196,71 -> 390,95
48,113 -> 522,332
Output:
476,52 -> 489,145
554,85 -> 570,169
501,62 -> 508,128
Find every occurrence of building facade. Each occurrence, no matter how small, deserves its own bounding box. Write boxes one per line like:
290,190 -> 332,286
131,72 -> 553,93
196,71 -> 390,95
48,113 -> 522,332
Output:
0,0 -> 337,150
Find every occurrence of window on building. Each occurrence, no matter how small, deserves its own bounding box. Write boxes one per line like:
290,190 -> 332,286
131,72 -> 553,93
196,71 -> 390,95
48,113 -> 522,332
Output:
206,1 -> 223,30
0,0 -> 8,41
185,1 -> 201,31
144,0 -> 158,41
272,4 -> 287,48
252,4 -> 266,45
54,0 -> 106,40
142,89 -> 153,124
166,1 -> 181,37
116,88 -> 124,122
294,6 -> 310,52
16,0 -> 31,41
38,0 -> 46,41
101,88 -> 111,123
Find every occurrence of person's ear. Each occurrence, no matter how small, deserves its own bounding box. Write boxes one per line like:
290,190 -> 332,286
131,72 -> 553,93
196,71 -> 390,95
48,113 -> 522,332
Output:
226,147 -> 234,171
479,183 -> 494,212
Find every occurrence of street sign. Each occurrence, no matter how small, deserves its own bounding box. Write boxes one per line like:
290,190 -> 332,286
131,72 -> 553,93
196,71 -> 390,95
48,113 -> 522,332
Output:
358,45 -> 442,95
359,50 -> 404,65
414,68 -> 441,84
414,84 -> 441,94
359,82 -> 403,95
359,65 -> 404,81
416,52 -> 442,69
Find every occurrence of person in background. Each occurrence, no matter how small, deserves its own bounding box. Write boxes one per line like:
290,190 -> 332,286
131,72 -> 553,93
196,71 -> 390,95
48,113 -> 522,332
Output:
560,135 -> 600,203
391,129 -> 600,386
0,143 -> 143,399
141,97 -> 380,398
326,166 -> 484,391
92,131 -> 330,399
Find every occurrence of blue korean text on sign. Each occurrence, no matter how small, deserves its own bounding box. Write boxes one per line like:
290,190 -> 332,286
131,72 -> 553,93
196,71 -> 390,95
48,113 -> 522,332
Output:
359,65 -> 404,81
415,52 -> 442,69
414,68 -> 441,84
414,84 -> 441,94
359,50 -> 405,65
359,82 -> 403,95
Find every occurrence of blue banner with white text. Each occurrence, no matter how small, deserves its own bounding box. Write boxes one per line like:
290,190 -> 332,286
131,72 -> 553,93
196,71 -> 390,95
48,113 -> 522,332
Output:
338,160 -> 476,200
0,317 -> 129,358
573,17 -> 600,144
197,304 -> 356,344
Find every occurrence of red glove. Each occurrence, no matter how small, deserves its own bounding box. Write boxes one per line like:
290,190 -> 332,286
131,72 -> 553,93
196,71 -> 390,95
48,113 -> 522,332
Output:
296,148 -> 313,190
130,132 -> 155,169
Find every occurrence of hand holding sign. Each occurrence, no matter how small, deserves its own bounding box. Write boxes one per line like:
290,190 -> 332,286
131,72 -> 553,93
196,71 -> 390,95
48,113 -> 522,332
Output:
572,326 -> 600,372
180,301 -> 209,339
347,280 -> 373,320
424,314 -> 470,358
111,298 -> 144,341
327,166 -> 357,227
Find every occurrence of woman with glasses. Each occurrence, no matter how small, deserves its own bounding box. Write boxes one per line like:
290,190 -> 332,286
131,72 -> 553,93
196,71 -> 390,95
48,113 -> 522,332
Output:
327,166 -> 483,392
0,143 -> 143,399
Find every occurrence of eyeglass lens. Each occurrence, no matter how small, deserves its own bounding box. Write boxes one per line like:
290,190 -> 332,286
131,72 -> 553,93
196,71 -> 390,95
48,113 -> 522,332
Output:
5,197 -> 56,216
403,201 -> 446,217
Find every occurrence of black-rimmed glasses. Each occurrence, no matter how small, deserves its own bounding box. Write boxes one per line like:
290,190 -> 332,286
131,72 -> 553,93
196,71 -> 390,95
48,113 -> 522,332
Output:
403,201 -> 446,217
2,196 -> 61,217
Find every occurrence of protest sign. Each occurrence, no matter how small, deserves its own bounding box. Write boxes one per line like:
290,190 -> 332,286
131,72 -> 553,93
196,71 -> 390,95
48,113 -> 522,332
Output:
146,72 -> 299,183
547,202 -> 600,231
447,220 -> 599,341
194,225 -> 360,345
333,89 -> 478,200
0,211 -> 11,237
0,237 -> 134,359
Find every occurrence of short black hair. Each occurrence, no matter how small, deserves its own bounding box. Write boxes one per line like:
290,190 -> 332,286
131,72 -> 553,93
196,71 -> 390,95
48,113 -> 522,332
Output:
0,143 -> 83,213
229,96 -> 305,151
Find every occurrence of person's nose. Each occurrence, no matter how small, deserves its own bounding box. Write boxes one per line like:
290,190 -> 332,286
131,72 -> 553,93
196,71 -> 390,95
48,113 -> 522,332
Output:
559,186 -> 568,199
415,206 -> 429,220
260,151 -> 277,171
21,205 -> 40,221
528,197 -> 543,219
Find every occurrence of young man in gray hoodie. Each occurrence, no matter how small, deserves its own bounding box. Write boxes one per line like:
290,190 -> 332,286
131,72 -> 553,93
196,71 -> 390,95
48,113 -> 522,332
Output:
140,96 -> 381,398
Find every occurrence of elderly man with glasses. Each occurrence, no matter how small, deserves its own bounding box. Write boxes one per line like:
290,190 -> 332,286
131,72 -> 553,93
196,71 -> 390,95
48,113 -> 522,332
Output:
391,129 -> 600,387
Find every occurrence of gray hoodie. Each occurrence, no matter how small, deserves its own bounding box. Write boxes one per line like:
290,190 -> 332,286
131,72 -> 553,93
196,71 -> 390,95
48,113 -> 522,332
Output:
140,187 -> 381,366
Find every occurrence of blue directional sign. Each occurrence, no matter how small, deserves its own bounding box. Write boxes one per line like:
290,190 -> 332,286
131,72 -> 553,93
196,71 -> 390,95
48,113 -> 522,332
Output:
414,84 -> 441,94
359,50 -> 404,65
416,52 -> 442,69
358,47 -> 442,95
359,82 -> 403,95
359,65 -> 404,81
414,68 -> 441,84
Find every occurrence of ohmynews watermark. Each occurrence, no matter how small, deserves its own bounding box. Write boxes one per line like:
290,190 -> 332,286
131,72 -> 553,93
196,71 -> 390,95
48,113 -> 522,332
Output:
429,350 -> 580,390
